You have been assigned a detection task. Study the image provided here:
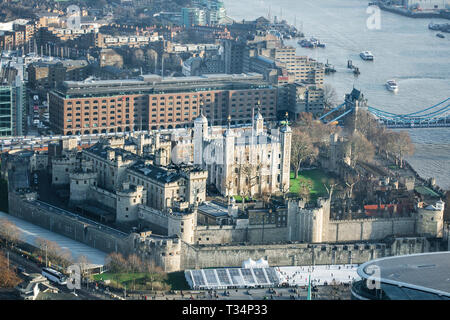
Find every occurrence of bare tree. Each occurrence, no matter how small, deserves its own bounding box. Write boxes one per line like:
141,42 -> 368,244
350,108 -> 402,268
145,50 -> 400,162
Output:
145,260 -> 167,292
77,255 -> 90,277
0,252 -> 21,288
298,184 -> 311,202
224,172 -> 236,204
261,187 -> 272,206
126,254 -> 144,290
241,162 -> 261,199
387,131 -> 415,168
323,84 -> 338,110
0,219 -> 21,248
35,238 -> 73,268
291,128 -> 319,179
348,131 -> 375,164
105,252 -> 128,274
354,109 -> 382,142
234,149 -> 261,209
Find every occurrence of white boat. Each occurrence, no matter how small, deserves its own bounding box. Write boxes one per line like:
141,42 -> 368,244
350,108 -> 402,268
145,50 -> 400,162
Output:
360,51 -> 374,61
385,80 -> 398,92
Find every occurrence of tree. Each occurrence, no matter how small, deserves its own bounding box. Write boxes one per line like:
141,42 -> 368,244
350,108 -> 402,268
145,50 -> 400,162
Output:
105,252 -> 128,274
354,109 -> 383,143
234,149 -> 261,209
348,131 -> 375,164
145,261 -> 167,292
126,254 -> 144,290
0,252 -> 21,288
224,172 -> 236,204
261,187 -> 272,206
76,255 -> 90,277
290,128 -> 319,179
0,219 -> 21,248
323,84 -> 338,110
298,184 -> 311,202
127,254 -> 144,273
241,161 -> 261,199
387,131 -> 415,168
36,238 -> 73,268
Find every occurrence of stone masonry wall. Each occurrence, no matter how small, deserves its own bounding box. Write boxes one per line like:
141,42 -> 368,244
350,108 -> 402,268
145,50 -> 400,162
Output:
328,218 -> 416,242
8,192 -> 134,257
181,237 -> 432,270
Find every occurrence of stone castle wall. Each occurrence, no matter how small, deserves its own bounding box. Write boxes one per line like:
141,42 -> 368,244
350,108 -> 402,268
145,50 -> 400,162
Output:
328,218 -> 417,242
138,204 -> 169,230
88,186 -> 116,210
195,225 -> 289,245
180,237 -> 432,270
8,191 -> 134,257
6,191 -> 444,272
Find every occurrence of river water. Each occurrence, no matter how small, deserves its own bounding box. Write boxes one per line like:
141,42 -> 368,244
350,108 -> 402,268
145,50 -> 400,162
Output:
224,0 -> 450,190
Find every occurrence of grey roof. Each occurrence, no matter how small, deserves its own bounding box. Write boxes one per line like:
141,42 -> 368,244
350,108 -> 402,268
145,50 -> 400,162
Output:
84,143 -> 139,162
128,161 -> 204,184
128,161 -> 183,184
30,59 -> 88,68
357,251 -> 450,297
198,201 -> 229,217
55,73 -> 269,98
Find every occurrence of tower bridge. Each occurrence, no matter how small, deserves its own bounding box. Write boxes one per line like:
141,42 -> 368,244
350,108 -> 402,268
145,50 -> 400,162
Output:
320,92 -> 450,129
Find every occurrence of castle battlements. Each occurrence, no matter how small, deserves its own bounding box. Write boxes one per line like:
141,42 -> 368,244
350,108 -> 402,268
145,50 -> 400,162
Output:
329,216 -> 416,224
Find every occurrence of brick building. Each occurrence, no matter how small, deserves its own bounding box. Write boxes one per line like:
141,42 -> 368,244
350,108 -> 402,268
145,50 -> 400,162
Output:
48,73 -> 278,135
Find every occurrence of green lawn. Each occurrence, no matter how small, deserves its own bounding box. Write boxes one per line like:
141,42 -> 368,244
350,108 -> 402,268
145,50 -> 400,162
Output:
93,272 -> 147,284
289,169 -> 331,201
233,195 -> 251,203
92,271 -> 190,291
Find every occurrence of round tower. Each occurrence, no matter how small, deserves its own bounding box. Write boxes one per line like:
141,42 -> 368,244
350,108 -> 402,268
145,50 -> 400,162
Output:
167,209 -> 197,244
116,183 -> 145,223
416,200 -> 445,238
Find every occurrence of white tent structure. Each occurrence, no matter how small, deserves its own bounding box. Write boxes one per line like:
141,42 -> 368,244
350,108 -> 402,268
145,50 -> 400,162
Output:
242,258 -> 256,269
256,258 -> 269,268
242,258 -> 269,269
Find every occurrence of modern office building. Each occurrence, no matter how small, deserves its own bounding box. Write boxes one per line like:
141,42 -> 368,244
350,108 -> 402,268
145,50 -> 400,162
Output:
48,73 -> 278,135
0,80 -> 26,137
182,8 -> 207,27
351,252 -> 450,300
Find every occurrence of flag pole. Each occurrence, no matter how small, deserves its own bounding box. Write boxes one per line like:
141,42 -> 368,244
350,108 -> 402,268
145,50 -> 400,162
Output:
307,274 -> 312,300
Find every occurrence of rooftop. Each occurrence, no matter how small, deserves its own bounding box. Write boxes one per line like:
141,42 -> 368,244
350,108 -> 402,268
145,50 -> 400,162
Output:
53,73 -> 270,98
84,143 -> 139,162
357,252 -> 450,298
129,161 -> 204,184
198,201 -> 229,217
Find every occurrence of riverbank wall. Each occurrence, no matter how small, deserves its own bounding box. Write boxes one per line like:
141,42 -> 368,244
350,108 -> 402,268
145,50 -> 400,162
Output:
376,3 -> 450,20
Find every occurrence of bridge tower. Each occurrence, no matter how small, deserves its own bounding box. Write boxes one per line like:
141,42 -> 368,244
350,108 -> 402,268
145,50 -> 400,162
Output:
344,88 -> 368,132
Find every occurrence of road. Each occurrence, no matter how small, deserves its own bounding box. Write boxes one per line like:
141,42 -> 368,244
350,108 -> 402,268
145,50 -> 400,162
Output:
1,247 -> 110,300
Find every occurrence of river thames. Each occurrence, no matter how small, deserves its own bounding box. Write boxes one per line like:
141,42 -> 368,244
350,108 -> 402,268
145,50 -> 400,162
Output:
224,0 -> 450,190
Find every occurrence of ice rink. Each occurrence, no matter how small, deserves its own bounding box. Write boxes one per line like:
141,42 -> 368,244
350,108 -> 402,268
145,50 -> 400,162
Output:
275,264 -> 361,286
